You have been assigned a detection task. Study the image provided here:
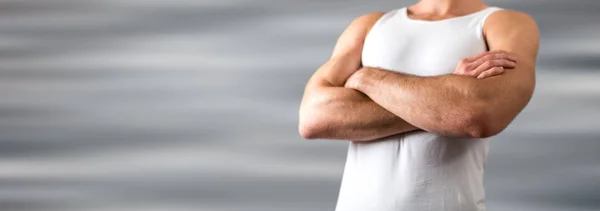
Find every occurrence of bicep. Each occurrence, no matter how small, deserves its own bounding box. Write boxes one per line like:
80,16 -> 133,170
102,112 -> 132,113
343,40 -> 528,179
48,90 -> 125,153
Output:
481,10 -> 540,127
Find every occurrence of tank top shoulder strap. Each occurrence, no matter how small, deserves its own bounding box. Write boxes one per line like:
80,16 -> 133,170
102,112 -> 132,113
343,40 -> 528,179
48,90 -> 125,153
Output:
472,7 -> 503,45
370,8 -> 403,30
364,8 -> 404,41
473,7 -> 503,29
481,7 -> 504,17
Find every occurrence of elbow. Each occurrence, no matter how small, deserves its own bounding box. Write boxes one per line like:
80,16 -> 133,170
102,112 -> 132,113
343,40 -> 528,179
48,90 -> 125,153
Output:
298,120 -> 330,140
298,111 -> 329,140
444,84 -> 505,138
464,124 -> 493,139
298,121 -> 320,140
462,109 -> 502,139
298,93 -> 338,140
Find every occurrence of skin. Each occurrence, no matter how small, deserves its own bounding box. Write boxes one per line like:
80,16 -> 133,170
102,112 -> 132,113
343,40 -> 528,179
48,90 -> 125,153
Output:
299,0 -> 539,141
298,13 -> 419,142
345,3 -> 540,138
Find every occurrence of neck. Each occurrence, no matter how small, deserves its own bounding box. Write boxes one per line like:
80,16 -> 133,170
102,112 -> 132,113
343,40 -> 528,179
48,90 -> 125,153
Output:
413,0 -> 487,15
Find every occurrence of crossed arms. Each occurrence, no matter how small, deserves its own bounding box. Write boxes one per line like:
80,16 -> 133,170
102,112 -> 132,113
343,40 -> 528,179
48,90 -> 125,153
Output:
299,10 -> 540,141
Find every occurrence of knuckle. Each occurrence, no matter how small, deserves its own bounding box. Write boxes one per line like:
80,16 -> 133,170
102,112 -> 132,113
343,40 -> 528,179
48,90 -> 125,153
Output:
483,61 -> 492,67
454,66 -> 465,74
488,68 -> 503,76
464,64 -> 474,71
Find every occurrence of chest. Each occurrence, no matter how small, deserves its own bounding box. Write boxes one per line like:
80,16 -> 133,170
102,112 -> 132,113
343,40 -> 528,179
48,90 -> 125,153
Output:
362,18 -> 488,76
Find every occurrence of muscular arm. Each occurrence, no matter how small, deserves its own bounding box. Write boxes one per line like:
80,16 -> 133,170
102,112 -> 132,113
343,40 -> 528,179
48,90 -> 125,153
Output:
298,13 -> 419,142
345,10 -> 540,138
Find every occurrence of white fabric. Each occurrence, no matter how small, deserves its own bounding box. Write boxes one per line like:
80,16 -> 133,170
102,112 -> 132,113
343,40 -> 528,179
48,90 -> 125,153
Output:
335,6 -> 502,211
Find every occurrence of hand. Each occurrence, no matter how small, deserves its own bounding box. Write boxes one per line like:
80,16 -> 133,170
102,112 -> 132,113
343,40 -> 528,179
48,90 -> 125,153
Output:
453,50 -> 517,79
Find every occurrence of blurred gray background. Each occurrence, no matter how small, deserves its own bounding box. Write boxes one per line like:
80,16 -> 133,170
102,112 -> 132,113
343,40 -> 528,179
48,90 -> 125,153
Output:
0,0 -> 599,210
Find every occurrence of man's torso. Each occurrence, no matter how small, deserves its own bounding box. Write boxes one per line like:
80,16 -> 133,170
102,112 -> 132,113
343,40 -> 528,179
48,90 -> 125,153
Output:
335,7 -> 502,211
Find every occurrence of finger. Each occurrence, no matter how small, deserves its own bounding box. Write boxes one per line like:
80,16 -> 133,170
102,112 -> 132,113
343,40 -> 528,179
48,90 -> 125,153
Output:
477,52 -> 518,64
471,58 -> 516,76
477,67 -> 505,79
469,52 -> 516,70
465,51 -> 491,62
466,50 -> 506,62
492,52 -> 517,62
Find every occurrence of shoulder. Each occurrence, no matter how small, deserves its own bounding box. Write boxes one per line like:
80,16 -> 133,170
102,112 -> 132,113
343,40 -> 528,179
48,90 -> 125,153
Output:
335,12 -> 386,48
483,10 -> 540,62
353,12 -> 386,23
485,10 -> 539,35
347,12 -> 386,32
329,12 -> 385,58
483,9 -> 540,49
488,9 -> 534,20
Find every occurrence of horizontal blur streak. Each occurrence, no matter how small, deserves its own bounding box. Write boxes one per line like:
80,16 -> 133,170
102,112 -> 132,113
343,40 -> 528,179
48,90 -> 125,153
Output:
0,0 -> 599,210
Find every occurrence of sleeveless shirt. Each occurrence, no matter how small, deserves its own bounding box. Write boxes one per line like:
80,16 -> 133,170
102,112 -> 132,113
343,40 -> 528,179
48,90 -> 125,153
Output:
335,6 -> 503,211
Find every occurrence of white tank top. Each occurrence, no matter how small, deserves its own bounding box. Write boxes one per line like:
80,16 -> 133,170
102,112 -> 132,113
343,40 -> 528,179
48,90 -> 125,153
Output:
335,7 -> 502,211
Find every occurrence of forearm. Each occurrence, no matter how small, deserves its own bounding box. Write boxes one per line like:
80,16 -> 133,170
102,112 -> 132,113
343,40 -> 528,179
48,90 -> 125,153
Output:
299,86 -> 419,141
346,67 -> 489,137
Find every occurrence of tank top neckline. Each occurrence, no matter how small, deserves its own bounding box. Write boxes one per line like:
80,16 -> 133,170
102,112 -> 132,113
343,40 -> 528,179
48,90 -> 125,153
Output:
401,6 -> 498,24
